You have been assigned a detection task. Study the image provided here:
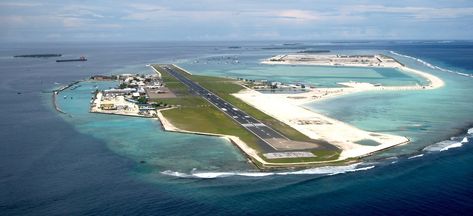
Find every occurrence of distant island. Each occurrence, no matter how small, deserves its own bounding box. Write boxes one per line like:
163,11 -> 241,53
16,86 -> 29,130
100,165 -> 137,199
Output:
297,50 -> 330,54
14,54 -> 62,58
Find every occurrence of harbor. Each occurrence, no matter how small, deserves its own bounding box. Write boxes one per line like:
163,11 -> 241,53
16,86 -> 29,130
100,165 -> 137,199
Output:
52,80 -> 81,114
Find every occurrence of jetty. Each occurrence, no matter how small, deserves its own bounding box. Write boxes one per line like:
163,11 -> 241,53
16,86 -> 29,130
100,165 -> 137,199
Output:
52,81 -> 81,114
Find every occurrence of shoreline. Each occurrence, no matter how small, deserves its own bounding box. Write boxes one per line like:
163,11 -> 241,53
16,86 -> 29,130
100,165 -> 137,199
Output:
259,56 -> 444,106
156,109 -> 359,169
153,59 -> 445,168
55,65 -> 454,170
233,89 -> 411,160
225,55 -> 447,160
58,56 -> 447,169
53,78 -> 467,171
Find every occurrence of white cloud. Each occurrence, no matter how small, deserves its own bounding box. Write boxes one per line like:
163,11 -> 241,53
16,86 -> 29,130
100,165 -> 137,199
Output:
128,3 -> 166,12
277,10 -> 321,21
62,17 -> 86,28
348,5 -> 473,20
0,2 -> 42,7
58,5 -> 106,19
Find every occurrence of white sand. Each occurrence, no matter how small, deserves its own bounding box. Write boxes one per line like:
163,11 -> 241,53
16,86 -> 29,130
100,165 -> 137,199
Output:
228,54 -> 445,159
233,89 -> 409,160
157,109 -> 351,167
259,54 -> 444,105
154,57 -> 445,165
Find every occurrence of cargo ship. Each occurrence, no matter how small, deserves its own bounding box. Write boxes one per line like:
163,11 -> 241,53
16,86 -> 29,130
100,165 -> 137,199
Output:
56,56 -> 87,62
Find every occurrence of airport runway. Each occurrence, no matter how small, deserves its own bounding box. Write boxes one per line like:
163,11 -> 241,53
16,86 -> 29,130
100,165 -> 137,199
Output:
158,64 -> 297,151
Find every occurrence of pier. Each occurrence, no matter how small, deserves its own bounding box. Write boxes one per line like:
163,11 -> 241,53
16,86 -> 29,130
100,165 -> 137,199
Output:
51,80 -> 81,114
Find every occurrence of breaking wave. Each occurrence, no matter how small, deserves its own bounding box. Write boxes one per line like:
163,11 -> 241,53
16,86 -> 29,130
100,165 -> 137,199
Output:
389,51 -> 473,78
423,135 -> 470,152
161,163 -> 375,179
162,127 -> 473,179
408,154 -> 424,159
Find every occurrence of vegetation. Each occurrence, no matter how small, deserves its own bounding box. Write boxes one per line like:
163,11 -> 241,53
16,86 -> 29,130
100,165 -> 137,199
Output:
119,83 -> 128,89
151,64 -> 341,164
152,64 -> 262,151
137,96 -> 148,104
161,104 -> 261,151
195,78 -> 316,143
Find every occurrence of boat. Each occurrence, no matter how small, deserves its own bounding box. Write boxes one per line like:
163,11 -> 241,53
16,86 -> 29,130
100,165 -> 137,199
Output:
56,56 -> 87,62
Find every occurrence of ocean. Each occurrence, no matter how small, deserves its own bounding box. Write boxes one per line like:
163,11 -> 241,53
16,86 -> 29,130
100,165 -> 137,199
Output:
1,41 -> 472,215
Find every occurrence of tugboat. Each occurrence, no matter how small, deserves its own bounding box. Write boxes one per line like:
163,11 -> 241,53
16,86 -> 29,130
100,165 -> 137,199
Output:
56,56 -> 87,62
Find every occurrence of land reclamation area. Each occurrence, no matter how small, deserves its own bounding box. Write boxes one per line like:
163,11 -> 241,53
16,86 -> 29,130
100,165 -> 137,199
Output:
151,64 -> 341,167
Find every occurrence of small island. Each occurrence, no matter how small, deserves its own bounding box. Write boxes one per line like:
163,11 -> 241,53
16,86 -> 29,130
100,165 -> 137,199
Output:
65,54 -> 444,170
14,54 -> 62,58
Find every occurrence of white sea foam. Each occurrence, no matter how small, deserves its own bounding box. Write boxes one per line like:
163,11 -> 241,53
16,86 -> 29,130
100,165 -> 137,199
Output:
161,170 -> 193,178
277,163 -> 375,176
408,154 -> 424,159
161,163 -> 376,179
423,140 -> 463,152
161,170 -> 275,178
192,172 -> 275,178
440,142 -> 463,152
389,51 -> 473,78
468,128 -> 473,135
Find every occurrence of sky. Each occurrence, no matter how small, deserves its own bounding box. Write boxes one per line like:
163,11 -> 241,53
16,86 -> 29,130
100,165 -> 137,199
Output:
1,0 -> 473,42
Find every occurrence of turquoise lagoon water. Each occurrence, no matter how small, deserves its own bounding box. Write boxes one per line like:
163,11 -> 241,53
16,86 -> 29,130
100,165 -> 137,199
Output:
305,53 -> 473,158
3,42 -> 473,215
57,81 -> 251,173
56,48 -> 472,172
179,51 -> 426,88
177,49 -> 472,160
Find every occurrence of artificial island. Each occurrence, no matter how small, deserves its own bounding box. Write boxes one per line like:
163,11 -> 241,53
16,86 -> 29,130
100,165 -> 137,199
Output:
71,54 -> 444,170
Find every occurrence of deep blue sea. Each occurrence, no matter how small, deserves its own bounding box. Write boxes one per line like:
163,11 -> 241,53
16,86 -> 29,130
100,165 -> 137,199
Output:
1,41 -> 473,215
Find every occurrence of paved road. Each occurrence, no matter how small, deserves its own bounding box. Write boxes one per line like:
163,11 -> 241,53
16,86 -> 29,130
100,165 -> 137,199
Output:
158,64 -> 294,151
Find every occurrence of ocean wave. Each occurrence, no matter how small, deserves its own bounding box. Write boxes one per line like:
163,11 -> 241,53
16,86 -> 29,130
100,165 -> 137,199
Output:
161,170 -> 193,178
389,51 -> 473,78
161,163 -> 375,179
408,154 -> 424,159
468,128 -> 473,135
161,170 -> 275,179
277,163 -> 375,176
440,142 -> 463,152
423,140 -> 464,152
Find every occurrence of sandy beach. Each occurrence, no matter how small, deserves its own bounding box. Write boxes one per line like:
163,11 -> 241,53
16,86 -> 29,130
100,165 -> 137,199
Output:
228,54 -> 445,159
233,89 -> 410,160
277,65 -> 444,105
260,54 -> 444,104
155,54 -> 446,165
